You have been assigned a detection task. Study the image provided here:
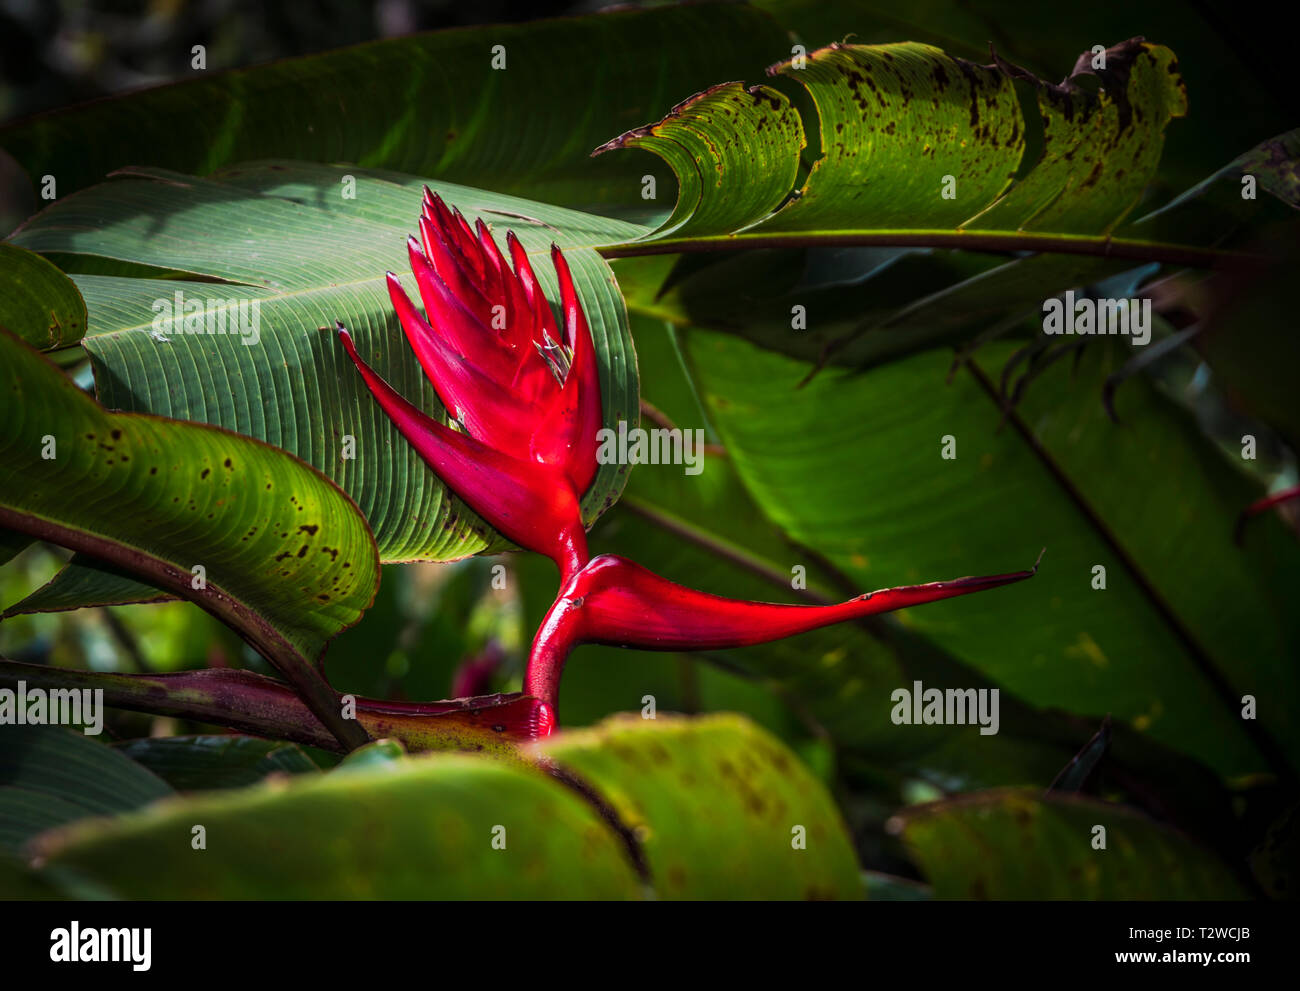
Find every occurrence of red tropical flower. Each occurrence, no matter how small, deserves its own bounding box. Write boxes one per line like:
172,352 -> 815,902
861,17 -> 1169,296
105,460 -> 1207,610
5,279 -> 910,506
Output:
337,189 -> 599,580
340,195 -> 1041,729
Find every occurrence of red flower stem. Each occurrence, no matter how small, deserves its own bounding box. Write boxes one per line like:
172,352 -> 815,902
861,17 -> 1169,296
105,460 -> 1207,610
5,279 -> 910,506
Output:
525,586 -> 585,715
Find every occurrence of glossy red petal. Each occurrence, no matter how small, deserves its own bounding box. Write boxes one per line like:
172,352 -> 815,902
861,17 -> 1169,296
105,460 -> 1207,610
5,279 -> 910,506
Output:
418,216 -> 492,325
476,221 -> 534,347
423,191 -> 489,291
503,232 -> 561,345
501,232 -> 562,403
404,239 -> 517,384
450,206 -> 488,283
506,230 -> 544,317
586,554 -> 1040,646
547,243 -> 602,495
472,218 -> 506,303
385,273 -> 535,455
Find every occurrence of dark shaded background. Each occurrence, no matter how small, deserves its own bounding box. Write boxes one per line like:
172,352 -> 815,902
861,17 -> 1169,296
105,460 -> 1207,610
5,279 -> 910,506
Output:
0,0 -> 595,122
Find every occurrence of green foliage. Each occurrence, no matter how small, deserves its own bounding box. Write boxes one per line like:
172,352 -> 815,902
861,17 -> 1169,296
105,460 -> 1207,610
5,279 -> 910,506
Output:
599,39 -> 1198,260
539,714 -> 861,899
896,789 -> 1247,899
0,244 -> 86,349
4,555 -> 176,617
14,716 -> 858,900
0,726 -> 173,856
0,330 -> 380,669
0,4 -> 788,214
685,332 -> 1300,777
114,736 -> 321,791
0,2 -> 1296,901
10,164 -> 641,563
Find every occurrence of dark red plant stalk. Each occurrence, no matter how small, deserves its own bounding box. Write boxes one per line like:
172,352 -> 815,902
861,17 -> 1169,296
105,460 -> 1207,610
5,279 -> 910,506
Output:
524,552 -> 1043,710
0,659 -> 551,754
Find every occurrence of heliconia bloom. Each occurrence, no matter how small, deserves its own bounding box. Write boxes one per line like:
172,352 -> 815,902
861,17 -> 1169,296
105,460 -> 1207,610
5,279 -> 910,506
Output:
337,189 -> 601,581
524,552 -> 1043,710
338,194 -> 1045,735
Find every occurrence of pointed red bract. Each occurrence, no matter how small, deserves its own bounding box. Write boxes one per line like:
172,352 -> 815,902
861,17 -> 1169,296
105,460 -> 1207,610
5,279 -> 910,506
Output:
339,195 -> 603,576
384,272 -> 538,458
337,325 -> 589,579
548,244 -> 603,495
360,193 -> 603,499
524,553 -> 1042,708
423,191 -> 485,285
449,206 -> 487,283
506,231 -> 539,303
405,237 -> 512,377
418,215 -> 492,325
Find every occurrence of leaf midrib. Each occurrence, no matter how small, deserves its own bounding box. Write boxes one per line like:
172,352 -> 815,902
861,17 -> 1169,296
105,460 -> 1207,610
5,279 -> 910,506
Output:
958,357 -> 1297,784
598,230 -> 1250,268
